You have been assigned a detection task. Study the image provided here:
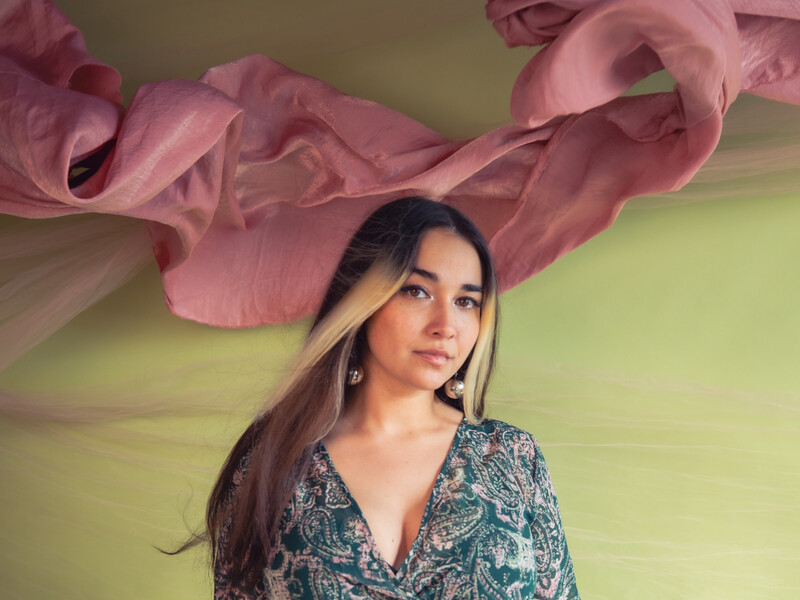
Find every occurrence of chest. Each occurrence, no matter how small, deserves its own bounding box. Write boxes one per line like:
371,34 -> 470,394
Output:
269,437 -> 538,598
322,435 -> 457,569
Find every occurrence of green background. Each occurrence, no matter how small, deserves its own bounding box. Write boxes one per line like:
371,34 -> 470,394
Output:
1,0 -> 799,597
2,187 -> 799,599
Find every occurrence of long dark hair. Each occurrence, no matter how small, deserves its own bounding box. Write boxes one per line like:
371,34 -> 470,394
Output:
206,198 -> 499,590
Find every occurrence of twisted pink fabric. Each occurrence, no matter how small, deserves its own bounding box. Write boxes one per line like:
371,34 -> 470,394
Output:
1,0 -> 799,329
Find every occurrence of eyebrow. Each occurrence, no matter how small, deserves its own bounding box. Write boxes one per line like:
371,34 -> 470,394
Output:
412,267 -> 483,293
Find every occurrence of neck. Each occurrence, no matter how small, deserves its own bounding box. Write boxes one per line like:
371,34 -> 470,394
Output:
343,380 -> 442,436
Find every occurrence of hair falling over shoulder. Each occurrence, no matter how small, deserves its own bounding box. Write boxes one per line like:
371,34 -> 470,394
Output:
204,198 -> 500,591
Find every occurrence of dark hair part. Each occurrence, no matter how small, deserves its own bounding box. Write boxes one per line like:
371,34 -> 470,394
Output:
205,198 -> 499,591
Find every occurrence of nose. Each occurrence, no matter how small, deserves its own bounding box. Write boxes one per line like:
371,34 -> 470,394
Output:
427,299 -> 456,339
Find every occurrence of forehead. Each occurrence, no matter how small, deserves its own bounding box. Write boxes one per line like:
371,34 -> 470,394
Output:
414,228 -> 482,284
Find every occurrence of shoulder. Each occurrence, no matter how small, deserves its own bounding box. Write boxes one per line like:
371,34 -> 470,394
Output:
464,417 -> 533,436
459,418 -> 541,469
462,417 -> 539,449
455,418 -> 547,507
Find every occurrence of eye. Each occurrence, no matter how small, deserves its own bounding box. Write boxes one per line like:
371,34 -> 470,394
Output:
456,296 -> 481,309
400,285 -> 429,299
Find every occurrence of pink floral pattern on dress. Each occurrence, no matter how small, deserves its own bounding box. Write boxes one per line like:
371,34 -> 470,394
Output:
215,419 -> 580,599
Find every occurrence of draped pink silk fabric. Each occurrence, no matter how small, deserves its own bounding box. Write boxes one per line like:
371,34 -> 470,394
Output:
1,0 -> 799,328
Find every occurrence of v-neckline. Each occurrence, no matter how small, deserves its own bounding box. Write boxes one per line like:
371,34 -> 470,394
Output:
318,417 -> 466,579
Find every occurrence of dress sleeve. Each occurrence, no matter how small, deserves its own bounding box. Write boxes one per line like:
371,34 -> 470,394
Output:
213,518 -> 259,600
528,438 -> 581,600
213,452 -> 263,600
214,508 -> 270,599
213,521 -> 237,599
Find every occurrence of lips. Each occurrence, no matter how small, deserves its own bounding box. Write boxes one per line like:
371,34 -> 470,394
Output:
415,349 -> 451,367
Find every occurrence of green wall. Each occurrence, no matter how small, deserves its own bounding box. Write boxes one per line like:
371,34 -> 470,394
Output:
2,190 -> 798,599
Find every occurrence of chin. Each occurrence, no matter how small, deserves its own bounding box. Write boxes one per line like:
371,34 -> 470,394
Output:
415,378 -> 450,394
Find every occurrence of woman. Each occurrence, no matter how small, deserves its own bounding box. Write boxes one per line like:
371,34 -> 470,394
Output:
210,197 -> 580,599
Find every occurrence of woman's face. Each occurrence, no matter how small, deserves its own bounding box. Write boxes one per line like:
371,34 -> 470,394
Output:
362,228 -> 483,397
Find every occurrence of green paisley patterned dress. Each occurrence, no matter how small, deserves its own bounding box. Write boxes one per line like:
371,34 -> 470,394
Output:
215,419 -> 580,599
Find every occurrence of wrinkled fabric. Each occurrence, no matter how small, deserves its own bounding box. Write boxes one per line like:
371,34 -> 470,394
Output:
1,0 -> 799,331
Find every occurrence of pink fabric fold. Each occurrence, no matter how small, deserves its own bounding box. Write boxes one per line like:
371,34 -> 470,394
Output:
1,0 -> 799,333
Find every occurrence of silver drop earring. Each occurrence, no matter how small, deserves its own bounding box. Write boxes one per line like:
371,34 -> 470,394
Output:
444,377 -> 464,400
347,366 -> 363,386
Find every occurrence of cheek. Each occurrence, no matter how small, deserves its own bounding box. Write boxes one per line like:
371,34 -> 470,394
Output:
363,319 -> 383,358
459,314 -> 481,354
364,308 -> 404,356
